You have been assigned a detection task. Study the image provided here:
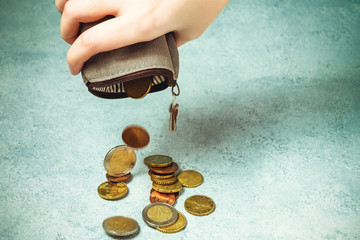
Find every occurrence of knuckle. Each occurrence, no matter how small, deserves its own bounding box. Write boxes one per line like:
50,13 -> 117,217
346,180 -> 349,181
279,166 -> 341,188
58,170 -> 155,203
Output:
78,31 -> 99,52
62,0 -> 81,19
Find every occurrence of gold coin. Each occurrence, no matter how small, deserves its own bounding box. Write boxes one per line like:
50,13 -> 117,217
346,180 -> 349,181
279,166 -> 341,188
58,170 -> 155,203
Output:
156,211 -> 187,234
102,216 -> 139,237
123,76 -> 152,99
122,125 -> 150,149
177,170 -> 204,188
152,181 -> 182,193
148,170 -> 175,179
142,202 -> 178,228
104,145 -> 136,177
151,176 -> 178,185
97,181 -> 128,200
184,195 -> 215,216
144,155 -> 173,168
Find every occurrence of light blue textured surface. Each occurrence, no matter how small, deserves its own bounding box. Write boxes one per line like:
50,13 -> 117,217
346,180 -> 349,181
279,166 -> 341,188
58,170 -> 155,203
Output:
1,0 -> 360,239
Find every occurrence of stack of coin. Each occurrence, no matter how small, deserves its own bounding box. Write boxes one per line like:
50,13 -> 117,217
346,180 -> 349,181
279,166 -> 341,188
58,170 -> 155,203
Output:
98,125 -> 150,200
144,155 -> 183,206
142,154 -> 216,233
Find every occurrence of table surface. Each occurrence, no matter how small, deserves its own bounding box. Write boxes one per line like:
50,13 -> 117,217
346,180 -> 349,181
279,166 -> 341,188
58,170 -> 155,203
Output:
1,0 -> 360,239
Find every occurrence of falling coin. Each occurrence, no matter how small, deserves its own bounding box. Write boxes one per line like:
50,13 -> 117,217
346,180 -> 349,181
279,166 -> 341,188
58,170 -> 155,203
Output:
97,181 -> 128,200
144,155 -> 173,168
104,145 -> 136,177
106,173 -> 132,183
122,125 -> 150,149
177,170 -> 204,188
123,76 -> 152,99
150,190 -> 176,206
102,216 -> 139,237
142,202 -> 179,228
152,181 -> 183,194
150,162 -> 179,175
184,195 -> 215,216
156,211 -> 187,234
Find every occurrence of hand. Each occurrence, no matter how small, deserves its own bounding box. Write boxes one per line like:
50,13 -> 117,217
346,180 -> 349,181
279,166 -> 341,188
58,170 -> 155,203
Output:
56,0 -> 230,75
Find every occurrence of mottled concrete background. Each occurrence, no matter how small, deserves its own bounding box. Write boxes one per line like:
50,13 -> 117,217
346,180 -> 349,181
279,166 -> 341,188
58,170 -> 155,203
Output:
1,0 -> 359,239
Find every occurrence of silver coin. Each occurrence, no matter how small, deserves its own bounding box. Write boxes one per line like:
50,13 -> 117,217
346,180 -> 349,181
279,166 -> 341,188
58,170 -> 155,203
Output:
102,216 -> 139,237
142,202 -> 179,228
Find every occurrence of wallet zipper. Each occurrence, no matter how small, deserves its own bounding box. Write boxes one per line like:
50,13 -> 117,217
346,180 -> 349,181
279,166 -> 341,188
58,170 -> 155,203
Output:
89,68 -> 176,88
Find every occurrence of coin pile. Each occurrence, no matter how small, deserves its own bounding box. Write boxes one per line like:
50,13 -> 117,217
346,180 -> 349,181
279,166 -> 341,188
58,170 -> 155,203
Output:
97,125 -> 150,200
145,155 -> 182,206
97,125 -> 217,237
142,154 -> 215,234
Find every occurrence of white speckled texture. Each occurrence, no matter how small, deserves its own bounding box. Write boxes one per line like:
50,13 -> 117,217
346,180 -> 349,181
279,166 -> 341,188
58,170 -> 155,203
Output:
1,0 -> 359,239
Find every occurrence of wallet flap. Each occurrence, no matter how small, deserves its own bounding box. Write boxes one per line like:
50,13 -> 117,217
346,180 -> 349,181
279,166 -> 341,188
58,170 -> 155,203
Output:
82,34 -> 177,84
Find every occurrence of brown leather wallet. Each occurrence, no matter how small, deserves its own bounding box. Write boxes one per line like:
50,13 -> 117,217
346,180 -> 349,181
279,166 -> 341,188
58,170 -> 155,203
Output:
80,17 -> 179,99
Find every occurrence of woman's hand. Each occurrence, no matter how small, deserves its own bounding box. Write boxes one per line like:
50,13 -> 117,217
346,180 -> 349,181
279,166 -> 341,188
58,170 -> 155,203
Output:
55,0 -> 230,75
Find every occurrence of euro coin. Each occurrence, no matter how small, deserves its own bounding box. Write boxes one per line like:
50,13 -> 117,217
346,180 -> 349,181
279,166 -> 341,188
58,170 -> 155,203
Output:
97,181 -> 128,200
150,189 -> 179,200
123,76 -> 152,99
150,190 -> 176,205
148,170 -> 175,179
151,176 -> 178,185
144,155 -> 173,168
177,170 -> 203,188
102,216 -> 139,237
184,195 -> 215,216
104,145 -> 136,177
150,162 -> 179,175
152,181 -> 182,193
122,125 -> 150,149
142,202 -> 179,228
106,173 -> 132,183
156,212 -> 187,234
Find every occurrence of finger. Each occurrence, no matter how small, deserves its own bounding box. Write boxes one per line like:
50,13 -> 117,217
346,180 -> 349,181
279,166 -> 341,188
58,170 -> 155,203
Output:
55,0 -> 68,13
61,0 -> 120,44
67,16 -> 162,75
173,31 -> 192,47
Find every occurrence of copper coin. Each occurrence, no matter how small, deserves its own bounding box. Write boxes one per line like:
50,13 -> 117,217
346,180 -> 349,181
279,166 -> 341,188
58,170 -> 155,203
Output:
106,173 -> 132,183
150,189 -> 179,200
150,162 -> 179,175
122,125 -> 150,149
174,191 -> 180,200
150,190 -> 176,206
